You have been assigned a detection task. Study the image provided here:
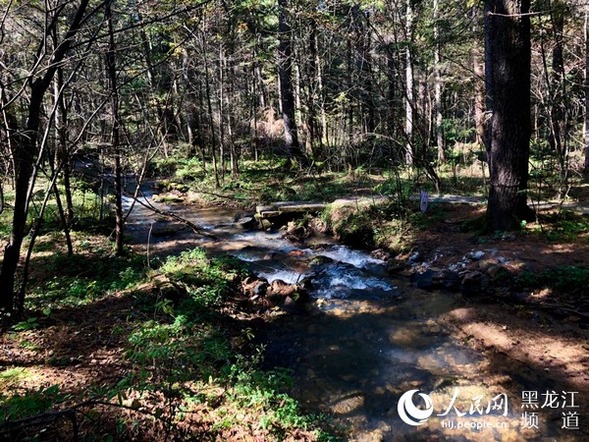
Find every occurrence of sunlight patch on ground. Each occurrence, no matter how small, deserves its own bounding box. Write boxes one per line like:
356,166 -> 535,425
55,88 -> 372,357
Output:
444,311 -> 589,391
530,288 -> 553,299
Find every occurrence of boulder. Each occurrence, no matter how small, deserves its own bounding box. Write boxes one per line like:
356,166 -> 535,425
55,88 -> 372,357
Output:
153,276 -> 187,305
460,271 -> 487,296
407,251 -> 421,265
413,269 -> 435,290
266,279 -> 309,308
309,255 -> 334,267
468,251 -> 485,261
386,258 -> 406,274
235,215 -> 257,230
269,279 -> 294,295
259,218 -> 273,230
486,264 -> 513,281
432,269 -> 461,291
370,249 -> 391,261
241,277 -> 268,299
281,296 -> 307,315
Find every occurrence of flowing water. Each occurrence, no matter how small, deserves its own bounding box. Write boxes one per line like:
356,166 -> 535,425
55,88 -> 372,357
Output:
124,193 -> 578,441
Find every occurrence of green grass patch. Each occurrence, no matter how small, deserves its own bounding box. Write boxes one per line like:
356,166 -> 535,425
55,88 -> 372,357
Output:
120,248 -> 333,439
533,211 -> 589,242
126,315 -> 231,384
406,204 -> 447,231
517,265 -> 589,294
0,188 -> 14,237
0,368 -> 30,388
0,385 -> 63,423
2,233 -> 333,439
1,179 -> 116,241
10,317 -> 40,332
157,154 -> 390,206
28,253 -> 145,310
156,248 -> 246,311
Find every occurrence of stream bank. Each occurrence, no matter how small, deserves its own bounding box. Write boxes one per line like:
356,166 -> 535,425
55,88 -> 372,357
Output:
124,190 -> 589,441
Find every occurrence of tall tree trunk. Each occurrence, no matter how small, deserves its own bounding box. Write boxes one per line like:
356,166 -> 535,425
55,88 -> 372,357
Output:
347,38 -> 354,150
585,10 -> 589,173
354,7 -> 375,135
133,4 -> 176,153
203,42 -> 220,188
472,6 -> 486,149
485,0 -> 534,231
387,46 -> 398,159
305,25 -> 320,156
433,0 -> 444,164
278,0 -> 305,163
313,28 -> 328,149
106,1 -> 125,256
255,66 -> 266,109
547,4 -> 568,195
53,54 -> 74,256
405,0 -> 414,166
473,50 -> 486,149
226,52 -> 239,175
218,45 -> 226,183
0,88 -> 42,312
294,53 -> 303,135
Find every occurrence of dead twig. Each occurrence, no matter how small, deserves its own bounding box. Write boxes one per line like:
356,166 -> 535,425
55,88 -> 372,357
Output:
0,397 -> 180,441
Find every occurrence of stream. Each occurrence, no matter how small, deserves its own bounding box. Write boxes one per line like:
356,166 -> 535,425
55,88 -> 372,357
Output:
123,192 -> 577,441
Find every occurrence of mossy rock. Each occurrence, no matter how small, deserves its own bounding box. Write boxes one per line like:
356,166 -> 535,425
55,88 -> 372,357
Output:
333,211 -> 375,248
309,255 -> 334,267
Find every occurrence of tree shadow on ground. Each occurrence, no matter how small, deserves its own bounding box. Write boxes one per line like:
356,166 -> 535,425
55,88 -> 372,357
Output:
261,276 -> 589,441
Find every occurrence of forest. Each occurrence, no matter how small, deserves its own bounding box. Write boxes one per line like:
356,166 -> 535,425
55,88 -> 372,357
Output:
1,0 -> 588,440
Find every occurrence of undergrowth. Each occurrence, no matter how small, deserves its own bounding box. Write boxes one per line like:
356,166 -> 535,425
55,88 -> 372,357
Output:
517,265 -> 589,295
27,252 -> 145,311
533,210 -> 589,242
0,244 -> 335,441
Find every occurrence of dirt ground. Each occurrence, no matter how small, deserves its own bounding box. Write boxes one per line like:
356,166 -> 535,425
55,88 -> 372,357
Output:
1,199 -> 589,440
402,203 -> 589,439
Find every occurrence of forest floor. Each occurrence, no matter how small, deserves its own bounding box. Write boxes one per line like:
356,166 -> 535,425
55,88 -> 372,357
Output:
150,186 -> 589,439
397,202 -> 589,438
0,232 -> 326,440
121,190 -> 589,438
2,171 -> 589,440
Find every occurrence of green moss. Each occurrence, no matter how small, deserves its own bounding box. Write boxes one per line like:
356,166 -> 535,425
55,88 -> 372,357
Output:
330,209 -> 373,248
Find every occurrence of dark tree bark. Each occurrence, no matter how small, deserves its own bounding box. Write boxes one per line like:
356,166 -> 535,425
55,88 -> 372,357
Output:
583,11 -> 589,176
548,10 -> 565,156
0,0 -> 91,313
52,30 -> 74,257
472,6 -> 486,150
484,0 -> 535,231
351,5 -> 375,135
386,45 -> 399,158
105,0 -> 125,256
545,3 -> 569,195
278,0 -> 306,163
305,26 -> 319,156
433,0 -> 444,163
202,32 -> 221,188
